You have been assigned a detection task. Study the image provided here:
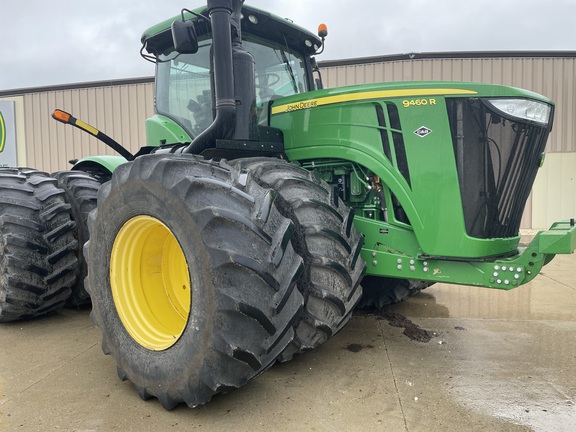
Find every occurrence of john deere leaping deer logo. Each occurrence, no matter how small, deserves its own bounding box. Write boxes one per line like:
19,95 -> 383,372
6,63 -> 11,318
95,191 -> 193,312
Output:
0,110 -> 6,153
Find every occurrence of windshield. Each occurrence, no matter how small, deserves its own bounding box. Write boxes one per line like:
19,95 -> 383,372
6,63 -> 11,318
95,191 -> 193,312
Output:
156,35 -> 309,137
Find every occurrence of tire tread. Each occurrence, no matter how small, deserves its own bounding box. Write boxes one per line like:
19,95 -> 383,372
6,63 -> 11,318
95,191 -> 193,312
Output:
232,158 -> 366,361
0,168 -> 77,322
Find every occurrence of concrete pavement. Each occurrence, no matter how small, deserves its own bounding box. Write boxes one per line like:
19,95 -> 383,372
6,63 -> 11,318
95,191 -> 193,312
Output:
1,252 -> 575,431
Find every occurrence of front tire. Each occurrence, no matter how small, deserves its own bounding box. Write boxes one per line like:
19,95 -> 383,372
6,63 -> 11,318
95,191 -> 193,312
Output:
233,158 -> 365,361
86,154 -> 304,409
0,168 -> 77,322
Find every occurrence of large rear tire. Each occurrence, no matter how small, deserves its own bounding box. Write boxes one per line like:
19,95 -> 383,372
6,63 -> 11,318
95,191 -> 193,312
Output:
0,168 -> 77,322
53,171 -> 101,307
233,158 -> 365,361
86,154 -> 304,409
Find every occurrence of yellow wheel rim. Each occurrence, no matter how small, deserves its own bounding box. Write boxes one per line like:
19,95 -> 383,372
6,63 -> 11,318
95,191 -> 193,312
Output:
110,215 -> 191,351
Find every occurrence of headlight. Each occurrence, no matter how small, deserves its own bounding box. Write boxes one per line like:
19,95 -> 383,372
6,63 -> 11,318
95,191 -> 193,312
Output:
486,98 -> 552,125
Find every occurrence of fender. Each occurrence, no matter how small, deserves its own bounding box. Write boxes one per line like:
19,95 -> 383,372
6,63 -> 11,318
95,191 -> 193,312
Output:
72,155 -> 129,176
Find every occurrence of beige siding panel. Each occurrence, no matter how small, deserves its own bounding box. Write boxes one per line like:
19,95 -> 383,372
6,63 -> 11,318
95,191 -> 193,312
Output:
532,153 -> 576,229
21,83 -> 154,173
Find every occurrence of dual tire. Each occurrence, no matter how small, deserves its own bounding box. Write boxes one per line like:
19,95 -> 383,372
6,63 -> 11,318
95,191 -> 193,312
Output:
0,168 -> 77,322
86,154 -> 366,408
53,171 -> 101,307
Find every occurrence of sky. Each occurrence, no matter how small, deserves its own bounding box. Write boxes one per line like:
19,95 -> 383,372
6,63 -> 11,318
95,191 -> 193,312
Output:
1,0 -> 575,91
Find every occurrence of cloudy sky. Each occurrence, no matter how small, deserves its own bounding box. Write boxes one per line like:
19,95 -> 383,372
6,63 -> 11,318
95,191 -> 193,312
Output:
2,0 -> 575,91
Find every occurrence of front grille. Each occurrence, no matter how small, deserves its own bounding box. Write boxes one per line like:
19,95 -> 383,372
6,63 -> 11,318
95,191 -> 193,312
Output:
447,98 -> 552,239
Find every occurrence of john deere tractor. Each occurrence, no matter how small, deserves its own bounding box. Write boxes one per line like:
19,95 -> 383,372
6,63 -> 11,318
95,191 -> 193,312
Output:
1,0 -> 574,409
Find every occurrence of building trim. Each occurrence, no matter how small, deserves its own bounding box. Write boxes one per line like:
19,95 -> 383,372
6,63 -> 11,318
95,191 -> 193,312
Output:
319,51 -> 576,68
0,76 -> 155,98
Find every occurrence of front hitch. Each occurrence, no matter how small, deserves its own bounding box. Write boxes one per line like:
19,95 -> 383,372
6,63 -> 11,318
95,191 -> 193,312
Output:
480,219 -> 576,289
536,219 -> 576,255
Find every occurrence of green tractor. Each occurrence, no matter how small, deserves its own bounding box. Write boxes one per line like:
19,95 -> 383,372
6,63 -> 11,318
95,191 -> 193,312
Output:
1,0 -> 575,409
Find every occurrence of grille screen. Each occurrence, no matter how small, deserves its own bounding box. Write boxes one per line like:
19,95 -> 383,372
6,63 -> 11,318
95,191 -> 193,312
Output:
447,98 -> 552,239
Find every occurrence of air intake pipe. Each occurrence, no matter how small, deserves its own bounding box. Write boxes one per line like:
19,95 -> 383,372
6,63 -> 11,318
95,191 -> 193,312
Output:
230,0 -> 258,141
183,0 -> 238,154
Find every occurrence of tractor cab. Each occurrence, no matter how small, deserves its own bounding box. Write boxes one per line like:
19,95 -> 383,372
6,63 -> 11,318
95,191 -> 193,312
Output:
141,4 -> 322,147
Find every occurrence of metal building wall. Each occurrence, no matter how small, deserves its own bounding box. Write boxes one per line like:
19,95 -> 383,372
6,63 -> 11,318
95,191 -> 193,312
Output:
1,79 -> 155,173
320,54 -> 576,229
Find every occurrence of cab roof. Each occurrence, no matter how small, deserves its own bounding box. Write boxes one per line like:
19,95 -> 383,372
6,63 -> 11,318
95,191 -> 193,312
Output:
142,4 -> 322,57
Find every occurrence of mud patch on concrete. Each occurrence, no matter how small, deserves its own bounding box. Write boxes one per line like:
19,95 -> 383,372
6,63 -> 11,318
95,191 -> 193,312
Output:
346,343 -> 363,352
359,309 -> 437,342
345,343 -> 375,353
383,312 -> 436,342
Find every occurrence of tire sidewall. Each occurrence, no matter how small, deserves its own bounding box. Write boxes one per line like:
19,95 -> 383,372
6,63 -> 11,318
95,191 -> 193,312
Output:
89,176 -> 215,390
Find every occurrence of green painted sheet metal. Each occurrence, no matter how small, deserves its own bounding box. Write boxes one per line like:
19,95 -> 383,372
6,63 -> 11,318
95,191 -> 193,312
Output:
271,81 -> 553,261
359,218 -> 575,289
537,220 -> 576,254
73,155 -> 128,173
141,4 -> 319,46
145,115 -> 193,147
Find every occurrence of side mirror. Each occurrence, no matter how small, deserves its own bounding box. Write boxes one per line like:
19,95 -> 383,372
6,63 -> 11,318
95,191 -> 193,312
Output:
171,20 -> 199,54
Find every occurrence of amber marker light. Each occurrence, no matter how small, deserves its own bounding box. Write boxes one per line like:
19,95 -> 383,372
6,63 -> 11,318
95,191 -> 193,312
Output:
318,23 -> 328,38
52,109 -> 72,124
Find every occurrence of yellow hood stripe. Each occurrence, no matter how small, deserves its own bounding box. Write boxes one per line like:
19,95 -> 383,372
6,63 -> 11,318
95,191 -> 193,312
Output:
271,88 -> 478,115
